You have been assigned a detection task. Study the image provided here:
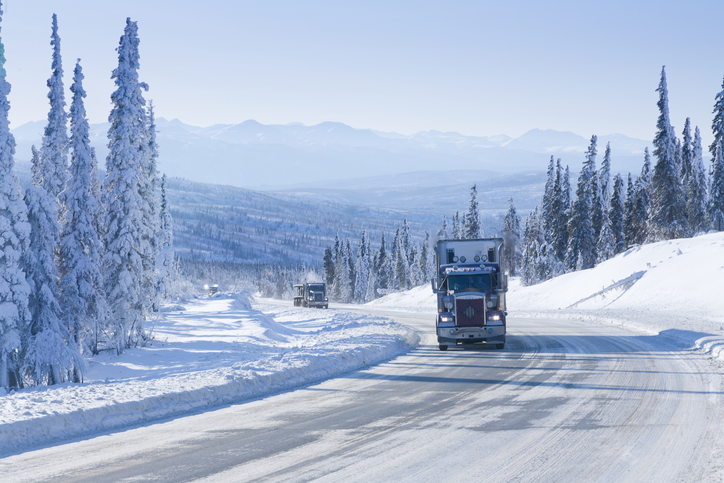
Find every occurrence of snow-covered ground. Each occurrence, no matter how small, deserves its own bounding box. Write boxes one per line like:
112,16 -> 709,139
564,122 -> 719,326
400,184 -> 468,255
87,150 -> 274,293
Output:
0,293 -> 418,454
369,231 -> 724,358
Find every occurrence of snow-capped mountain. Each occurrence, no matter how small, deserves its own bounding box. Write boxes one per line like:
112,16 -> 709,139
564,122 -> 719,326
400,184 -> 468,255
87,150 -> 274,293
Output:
11,119 -> 652,189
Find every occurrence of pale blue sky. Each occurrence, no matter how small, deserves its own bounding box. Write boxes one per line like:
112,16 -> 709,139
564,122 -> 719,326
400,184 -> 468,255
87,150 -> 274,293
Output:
2,0 -> 723,146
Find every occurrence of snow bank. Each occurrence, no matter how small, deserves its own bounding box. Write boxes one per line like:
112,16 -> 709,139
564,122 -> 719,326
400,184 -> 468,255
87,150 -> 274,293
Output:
0,294 -> 418,455
368,232 -> 724,356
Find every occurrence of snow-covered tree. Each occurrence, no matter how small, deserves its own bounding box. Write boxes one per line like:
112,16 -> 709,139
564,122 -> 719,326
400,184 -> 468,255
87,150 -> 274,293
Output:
609,173 -> 626,255
375,233 -> 389,291
542,156 -> 556,232
438,215 -> 448,240
354,231 -> 370,302
596,207 -> 615,264
552,162 -> 570,262
647,66 -> 690,241
103,18 -> 152,352
22,179 -> 82,386
156,174 -> 175,299
0,5 -> 31,390
323,246 -> 335,287
566,135 -> 598,271
709,138 -> 724,231
599,142 -> 612,206
630,149 -> 652,244
58,60 -> 107,356
624,173 -> 636,245
38,14 -> 69,200
710,74 -> 724,160
451,211 -> 461,239
419,231 -> 432,282
142,100 -> 162,314
464,184 -> 481,239
502,198 -> 521,275
680,118 -> 694,197
688,127 -> 709,233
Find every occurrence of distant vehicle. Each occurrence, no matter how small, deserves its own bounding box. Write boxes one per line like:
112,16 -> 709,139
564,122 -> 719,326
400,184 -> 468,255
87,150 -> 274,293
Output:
293,283 -> 328,308
431,238 -> 508,351
207,284 -> 219,296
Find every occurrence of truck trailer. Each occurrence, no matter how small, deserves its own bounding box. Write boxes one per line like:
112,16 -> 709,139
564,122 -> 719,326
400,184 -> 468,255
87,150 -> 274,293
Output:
431,238 -> 508,350
293,283 -> 328,308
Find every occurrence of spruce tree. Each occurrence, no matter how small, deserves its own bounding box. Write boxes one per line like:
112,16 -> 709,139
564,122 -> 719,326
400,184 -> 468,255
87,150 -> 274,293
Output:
566,135 -> 598,271
710,74 -> 724,160
157,174 -> 174,300
681,118 -> 693,196
648,66 -> 690,241
631,149 -> 652,244
23,178 -> 81,386
599,142 -> 612,206
103,18 -> 152,351
0,3 -> 31,390
323,246 -> 335,286
419,231 -> 431,282
354,231 -> 369,302
438,215 -> 448,240
142,100 -> 162,314
451,211 -> 461,239
58,60 -> 107,356
688,127 -> 709,233
708,139 -> 724,231
623,173 -> 636,245
465,184 -> 481,239
591,169 -> 603,250
39,14 -> 69,200
542,156 -> 556,232
502,198 -> 521,276
596,207 -> 615,264
609,173 -> 626,255
375,233 -> 388,290
553,162 -> 570,263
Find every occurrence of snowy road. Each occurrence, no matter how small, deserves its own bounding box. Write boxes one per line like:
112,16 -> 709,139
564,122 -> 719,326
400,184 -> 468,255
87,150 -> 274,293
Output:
5,306 -> 724,482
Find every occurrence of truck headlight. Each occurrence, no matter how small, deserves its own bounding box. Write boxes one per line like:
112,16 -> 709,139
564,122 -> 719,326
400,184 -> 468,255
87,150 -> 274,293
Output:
488,314 -> 501,321
440,315 -> 453,322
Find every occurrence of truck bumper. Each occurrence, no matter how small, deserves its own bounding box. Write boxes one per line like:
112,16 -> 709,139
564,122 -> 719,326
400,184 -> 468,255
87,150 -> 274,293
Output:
437,325 -> 505,344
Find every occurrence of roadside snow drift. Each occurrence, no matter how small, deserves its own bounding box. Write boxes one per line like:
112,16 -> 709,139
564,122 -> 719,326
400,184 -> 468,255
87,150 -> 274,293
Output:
0,294 -> 418,454
368,231 -> 724,356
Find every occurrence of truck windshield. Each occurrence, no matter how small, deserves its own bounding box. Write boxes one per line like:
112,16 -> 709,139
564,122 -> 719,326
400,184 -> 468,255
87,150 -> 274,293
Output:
308,284 -> 325,292
448,274 -> 492,291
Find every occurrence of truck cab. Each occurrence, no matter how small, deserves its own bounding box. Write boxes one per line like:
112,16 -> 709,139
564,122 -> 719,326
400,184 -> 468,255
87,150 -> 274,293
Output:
432,238 -> 508,350
293,283 -> 329,308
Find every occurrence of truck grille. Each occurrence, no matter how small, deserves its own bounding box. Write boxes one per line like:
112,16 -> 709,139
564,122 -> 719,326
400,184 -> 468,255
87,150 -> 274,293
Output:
456,297 -> 486,327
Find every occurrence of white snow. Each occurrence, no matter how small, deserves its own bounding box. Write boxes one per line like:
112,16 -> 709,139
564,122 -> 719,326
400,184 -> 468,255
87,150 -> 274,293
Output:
0,292 -> 418,454
368,231 -> 724,357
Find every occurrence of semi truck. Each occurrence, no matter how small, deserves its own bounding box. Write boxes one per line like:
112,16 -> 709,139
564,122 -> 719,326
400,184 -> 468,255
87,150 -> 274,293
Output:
293,282 -> 328,308
431,238 -> 508,351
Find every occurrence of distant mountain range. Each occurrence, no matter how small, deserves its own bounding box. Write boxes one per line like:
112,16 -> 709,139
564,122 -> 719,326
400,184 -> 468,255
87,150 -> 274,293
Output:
11,119 -> 653,190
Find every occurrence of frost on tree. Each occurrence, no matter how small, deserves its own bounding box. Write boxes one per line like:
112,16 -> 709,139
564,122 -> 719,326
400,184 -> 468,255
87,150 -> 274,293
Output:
0,2 -> 31,390
58,60 -> 107,355
103,19 -> 153,352
39,14 -> 69,200
647,66 -> 690,241
23,181 -> 83,386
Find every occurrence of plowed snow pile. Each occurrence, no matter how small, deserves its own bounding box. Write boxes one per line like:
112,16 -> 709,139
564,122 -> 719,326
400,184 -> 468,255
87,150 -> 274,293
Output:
369,231 -> 724,356
0,294 -> 418,454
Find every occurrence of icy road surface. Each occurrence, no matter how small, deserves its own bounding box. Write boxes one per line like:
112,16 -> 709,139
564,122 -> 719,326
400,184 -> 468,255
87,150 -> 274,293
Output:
4,304 -> 723,483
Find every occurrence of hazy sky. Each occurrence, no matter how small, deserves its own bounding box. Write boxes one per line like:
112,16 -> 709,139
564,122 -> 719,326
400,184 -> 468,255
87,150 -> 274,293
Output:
2,0 -> 723,147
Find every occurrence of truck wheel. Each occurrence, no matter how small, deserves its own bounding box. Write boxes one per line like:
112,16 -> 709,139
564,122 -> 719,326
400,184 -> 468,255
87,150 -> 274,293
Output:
439,345 -> 448,351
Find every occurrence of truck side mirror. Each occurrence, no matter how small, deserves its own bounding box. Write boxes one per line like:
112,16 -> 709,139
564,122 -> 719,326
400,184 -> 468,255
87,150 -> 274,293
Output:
430,278 -> 437,292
